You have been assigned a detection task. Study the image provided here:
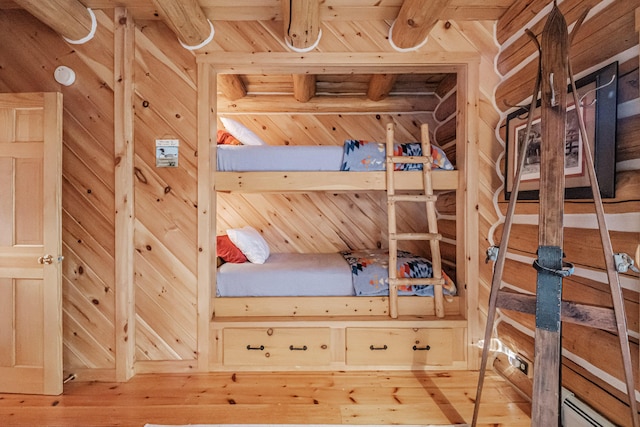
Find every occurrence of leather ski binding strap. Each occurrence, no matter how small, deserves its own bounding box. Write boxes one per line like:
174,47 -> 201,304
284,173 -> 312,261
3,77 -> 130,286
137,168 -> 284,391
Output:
533,248 -> 574,277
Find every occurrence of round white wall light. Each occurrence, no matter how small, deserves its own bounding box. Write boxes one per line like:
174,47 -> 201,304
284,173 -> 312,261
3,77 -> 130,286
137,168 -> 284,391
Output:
54,66 -> 76,86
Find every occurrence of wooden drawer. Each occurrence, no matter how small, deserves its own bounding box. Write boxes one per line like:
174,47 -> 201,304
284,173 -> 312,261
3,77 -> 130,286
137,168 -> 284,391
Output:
223,327 -> 332,366
346,328 -> 453,366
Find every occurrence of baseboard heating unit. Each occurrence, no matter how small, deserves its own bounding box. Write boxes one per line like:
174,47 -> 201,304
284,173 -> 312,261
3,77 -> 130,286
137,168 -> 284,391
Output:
562,387 -> 615,427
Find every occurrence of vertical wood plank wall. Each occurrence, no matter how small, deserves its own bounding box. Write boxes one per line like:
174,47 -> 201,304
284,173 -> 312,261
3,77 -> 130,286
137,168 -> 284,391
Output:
491,1 -> 640,425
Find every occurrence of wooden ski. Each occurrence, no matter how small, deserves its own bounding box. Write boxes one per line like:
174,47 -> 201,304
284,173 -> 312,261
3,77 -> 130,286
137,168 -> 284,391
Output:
531,4 -> 568,425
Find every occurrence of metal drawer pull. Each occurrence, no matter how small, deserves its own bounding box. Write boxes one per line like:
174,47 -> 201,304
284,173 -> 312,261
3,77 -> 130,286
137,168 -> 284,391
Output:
289,345 -> 307,351
413,345 -> 431,351
370,345 -> 388,350
246,345 -> 265,351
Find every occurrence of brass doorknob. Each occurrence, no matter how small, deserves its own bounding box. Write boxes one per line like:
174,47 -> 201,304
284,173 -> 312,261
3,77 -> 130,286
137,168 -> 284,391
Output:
38,254 -> 54,265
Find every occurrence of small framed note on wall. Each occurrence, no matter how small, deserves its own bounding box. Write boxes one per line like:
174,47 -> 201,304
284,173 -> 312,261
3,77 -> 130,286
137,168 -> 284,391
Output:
156,139 -> 179,168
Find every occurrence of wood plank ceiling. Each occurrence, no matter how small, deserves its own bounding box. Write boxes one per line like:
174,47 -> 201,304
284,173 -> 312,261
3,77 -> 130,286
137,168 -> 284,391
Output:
1,0 -> 515,103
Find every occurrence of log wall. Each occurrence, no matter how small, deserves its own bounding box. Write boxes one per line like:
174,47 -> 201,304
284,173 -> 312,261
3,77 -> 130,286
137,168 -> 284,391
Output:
491,1 -> 640,425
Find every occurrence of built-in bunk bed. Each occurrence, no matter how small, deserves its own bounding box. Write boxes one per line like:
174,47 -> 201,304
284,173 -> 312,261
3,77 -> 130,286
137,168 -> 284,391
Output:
200,54 -> 479,372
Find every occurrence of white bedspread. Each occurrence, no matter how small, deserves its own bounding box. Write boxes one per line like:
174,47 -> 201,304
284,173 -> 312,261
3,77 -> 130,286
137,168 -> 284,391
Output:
216,145 -> 344,171
216,252 -> 354,297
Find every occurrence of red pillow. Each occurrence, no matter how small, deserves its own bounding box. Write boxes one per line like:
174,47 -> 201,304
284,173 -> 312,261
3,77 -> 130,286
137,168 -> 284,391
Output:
217,129 -> 241,145
216,235 -> 247,263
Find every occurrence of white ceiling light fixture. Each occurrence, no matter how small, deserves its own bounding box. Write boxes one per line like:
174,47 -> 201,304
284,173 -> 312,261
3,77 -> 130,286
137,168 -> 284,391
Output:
54,66 -> 76,86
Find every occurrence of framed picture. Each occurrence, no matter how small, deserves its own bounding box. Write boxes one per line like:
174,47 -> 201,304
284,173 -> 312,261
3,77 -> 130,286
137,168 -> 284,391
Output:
504,61 -> 617,200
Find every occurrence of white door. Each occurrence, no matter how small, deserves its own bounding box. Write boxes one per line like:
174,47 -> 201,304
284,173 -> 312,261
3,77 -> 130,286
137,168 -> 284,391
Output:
0,92 -> 63,395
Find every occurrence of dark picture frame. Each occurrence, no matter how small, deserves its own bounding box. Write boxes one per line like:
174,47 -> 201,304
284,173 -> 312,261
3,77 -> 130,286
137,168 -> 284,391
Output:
504,61 -> 617,200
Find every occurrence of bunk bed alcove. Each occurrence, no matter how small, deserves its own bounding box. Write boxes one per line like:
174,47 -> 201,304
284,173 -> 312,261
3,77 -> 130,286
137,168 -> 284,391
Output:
196,53 -> 480,371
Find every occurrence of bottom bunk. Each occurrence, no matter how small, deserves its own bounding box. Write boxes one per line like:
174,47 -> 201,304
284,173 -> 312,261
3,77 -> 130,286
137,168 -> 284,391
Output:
210,250 -> 466,371
211,250 -> 466,371
216,250 -> 456,298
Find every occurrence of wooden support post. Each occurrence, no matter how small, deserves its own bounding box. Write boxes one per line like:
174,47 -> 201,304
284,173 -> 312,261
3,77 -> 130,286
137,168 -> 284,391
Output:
114,7 -> 136,382
196,62 -> 214,371
282,0 -> 320,51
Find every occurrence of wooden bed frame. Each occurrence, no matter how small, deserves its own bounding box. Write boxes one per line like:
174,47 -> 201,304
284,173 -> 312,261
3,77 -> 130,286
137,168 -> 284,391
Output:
215,170 -> 459,192
197,53 -> 480,371
213,168 -> 461,321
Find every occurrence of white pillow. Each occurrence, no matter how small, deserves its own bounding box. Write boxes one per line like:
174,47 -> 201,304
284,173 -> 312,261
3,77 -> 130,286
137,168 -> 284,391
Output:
226,226 -> 270,264
220,117 -> 266,146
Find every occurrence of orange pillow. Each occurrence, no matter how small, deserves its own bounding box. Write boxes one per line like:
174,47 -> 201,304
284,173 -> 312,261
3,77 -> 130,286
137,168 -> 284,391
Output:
216,235 -> 247,263
217,129 -> 241,145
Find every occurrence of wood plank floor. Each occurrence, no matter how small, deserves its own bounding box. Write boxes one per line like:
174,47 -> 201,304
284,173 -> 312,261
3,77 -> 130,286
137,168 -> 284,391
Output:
0,371 -> 531,427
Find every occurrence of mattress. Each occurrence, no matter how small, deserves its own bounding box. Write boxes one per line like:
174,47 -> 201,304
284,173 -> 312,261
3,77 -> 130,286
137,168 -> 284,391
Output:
216,142 -> 454,172
216,145 -> 344,171
216,252 -> 354,297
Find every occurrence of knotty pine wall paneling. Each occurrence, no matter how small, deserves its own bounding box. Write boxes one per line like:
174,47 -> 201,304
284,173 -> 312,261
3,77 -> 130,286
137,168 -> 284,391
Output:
492,1 -> 640,424
132,19 -> 200,372
0,5 -> 507,379
0,9 -> 118,380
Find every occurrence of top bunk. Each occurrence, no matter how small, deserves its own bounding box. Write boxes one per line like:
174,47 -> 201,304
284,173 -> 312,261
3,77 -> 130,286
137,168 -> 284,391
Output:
206,63 -> 468,194
213,117 -> 459,193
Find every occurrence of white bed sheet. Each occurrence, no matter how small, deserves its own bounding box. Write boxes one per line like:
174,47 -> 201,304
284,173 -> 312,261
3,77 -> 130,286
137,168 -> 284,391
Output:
216,252 -> 354,297
216,145 -> 344,171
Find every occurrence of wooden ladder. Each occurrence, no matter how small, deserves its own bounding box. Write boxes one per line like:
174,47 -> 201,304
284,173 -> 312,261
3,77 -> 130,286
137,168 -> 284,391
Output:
385,123 -> 445,319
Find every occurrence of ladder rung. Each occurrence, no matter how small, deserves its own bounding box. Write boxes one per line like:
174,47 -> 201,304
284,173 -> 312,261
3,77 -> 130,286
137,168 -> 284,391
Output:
389,194 -> 437,203
388,156 -> 433,164
390,232 -> 441,241
389,277 -> 445,286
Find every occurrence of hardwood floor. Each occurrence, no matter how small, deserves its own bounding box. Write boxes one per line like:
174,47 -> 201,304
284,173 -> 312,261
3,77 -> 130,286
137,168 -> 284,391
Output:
0,370 -> 531,427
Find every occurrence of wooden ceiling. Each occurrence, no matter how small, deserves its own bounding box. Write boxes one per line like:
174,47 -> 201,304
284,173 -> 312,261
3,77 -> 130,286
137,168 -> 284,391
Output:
216,72 -> 454,113
0,0 -> 517,23
1,0 -> 515,105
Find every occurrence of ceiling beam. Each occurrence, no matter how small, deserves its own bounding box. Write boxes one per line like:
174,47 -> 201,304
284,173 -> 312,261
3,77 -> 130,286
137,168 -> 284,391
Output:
282,0 -> 321,51
217,94 -> 439,114
292,74 -> 316,102
13,0 -> 95,43
367,74 -> 398,101
17,2 -> 509,22
217,74 -> 247,101
151,0 -> 212,49
390,0 -> 452,50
